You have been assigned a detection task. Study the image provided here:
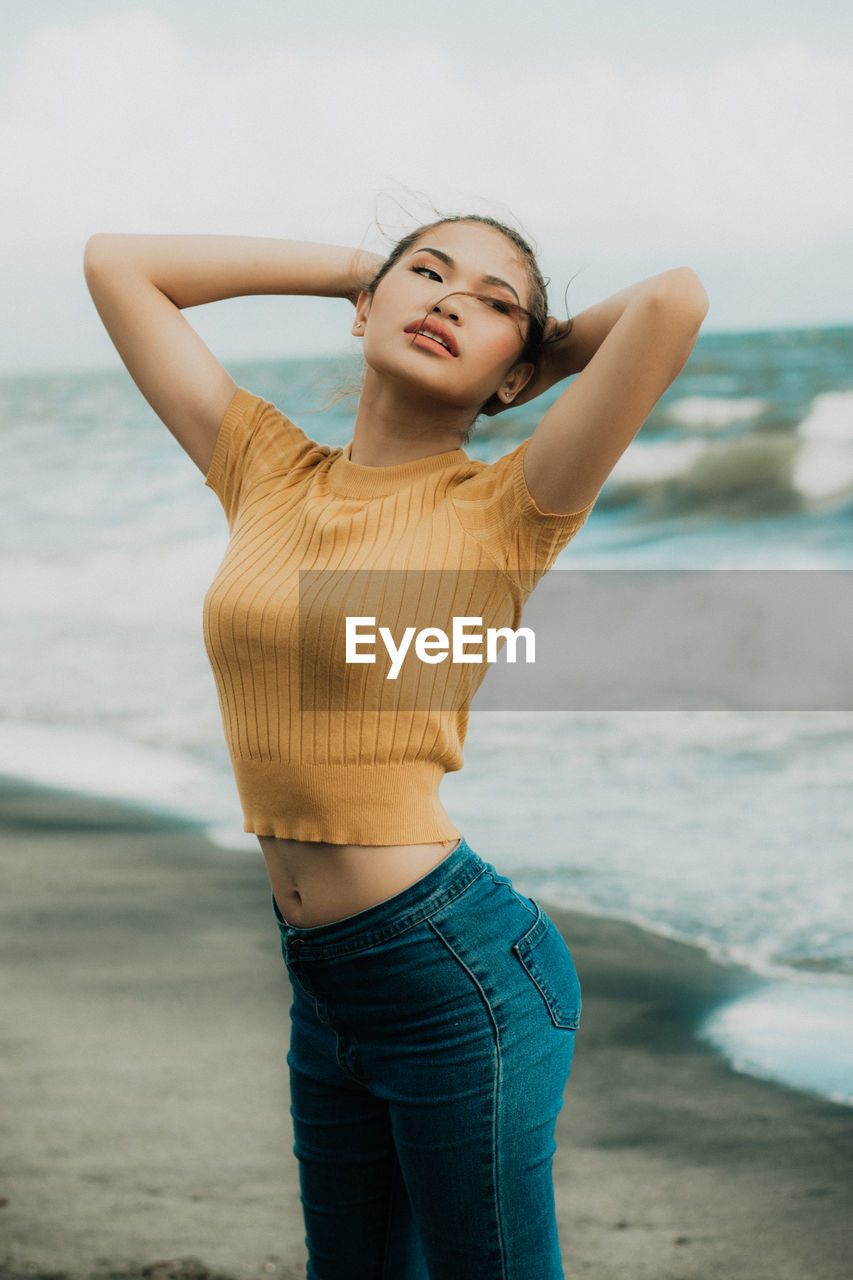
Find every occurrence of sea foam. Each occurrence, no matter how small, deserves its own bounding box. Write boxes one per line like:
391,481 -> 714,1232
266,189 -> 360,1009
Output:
664,395 -> 766,429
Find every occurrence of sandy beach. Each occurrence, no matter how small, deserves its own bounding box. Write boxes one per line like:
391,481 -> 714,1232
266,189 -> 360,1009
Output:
1,776 -> 851,1280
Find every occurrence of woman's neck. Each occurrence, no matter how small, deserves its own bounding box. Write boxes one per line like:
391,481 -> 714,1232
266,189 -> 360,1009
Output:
350,370 -> 472,467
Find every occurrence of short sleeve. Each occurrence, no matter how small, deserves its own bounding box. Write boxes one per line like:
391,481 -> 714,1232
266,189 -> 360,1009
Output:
204,387 -> 319,527
451,439 -> 597,596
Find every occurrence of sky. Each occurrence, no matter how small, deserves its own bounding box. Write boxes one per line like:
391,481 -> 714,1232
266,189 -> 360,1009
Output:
3,0 -> 852,374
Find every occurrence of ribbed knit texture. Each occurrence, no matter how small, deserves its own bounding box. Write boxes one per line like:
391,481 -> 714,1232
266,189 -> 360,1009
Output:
203,388 -> 595,843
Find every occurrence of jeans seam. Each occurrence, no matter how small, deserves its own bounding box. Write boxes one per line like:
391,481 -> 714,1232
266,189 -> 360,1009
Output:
426,919 -> 508,1276
333,1028 -> 363,1083
511,887 -> 539,919
484,870 -> 538,919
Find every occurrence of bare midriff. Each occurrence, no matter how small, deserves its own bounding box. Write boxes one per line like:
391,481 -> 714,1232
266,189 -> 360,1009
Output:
259,834 -> 462,928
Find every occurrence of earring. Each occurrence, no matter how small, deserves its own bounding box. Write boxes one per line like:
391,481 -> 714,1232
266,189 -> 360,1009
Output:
355,321 -> 363,328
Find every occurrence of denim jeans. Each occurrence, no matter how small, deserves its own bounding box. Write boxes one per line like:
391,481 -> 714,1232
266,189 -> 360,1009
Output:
272,834 -> 581,1279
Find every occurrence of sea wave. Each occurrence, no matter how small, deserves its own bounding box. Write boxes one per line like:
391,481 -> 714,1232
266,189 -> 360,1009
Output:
1,538 -> 224,626
599,423 -> 853,517
793,390 -> 853,500
663,395 -> 767,430
798,390 -> 853,442
0,719 -> 216,822
598,434 -> 802,516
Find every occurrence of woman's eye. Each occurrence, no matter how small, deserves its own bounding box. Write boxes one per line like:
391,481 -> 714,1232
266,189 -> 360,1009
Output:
413,265 -> 443,282
475,294 -> 512,315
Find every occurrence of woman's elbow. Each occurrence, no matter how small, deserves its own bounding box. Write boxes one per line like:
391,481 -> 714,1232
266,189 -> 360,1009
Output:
637,268 -> 709,343
83,234 -> 112,286
83,233 -> 131,286
661,266 -> 710,326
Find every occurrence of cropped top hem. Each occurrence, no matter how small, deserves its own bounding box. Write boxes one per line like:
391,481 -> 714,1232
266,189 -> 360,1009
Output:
233,759 -> 461,844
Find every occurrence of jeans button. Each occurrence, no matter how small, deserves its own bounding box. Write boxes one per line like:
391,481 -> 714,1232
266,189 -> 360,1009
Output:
287,936 -> 302,954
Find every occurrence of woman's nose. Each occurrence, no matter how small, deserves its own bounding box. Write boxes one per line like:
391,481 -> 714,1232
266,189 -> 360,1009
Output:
433,294 -> 461,323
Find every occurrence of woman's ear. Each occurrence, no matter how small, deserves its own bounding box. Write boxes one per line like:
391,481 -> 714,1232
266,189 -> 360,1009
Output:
352,290 -> 372,337
498,361 -> 534,405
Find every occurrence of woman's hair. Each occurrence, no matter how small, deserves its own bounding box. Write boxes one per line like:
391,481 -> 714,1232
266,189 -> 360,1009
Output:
363,214 -> 566,420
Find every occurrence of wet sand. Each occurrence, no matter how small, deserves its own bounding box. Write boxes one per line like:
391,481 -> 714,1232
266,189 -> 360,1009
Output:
1,776 -> 851,1279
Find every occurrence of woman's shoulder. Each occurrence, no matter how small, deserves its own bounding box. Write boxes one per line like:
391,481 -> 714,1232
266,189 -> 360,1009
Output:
454,439 -> 593,524
450,439 -> 597,583
204,387 -> 325,519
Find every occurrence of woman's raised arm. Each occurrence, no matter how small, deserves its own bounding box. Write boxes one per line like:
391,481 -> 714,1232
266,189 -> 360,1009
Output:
83,235 -> 381,474
517,268 -> 709,514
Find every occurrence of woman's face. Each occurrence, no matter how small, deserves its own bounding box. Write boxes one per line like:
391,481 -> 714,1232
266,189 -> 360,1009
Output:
354,221 -> 534,412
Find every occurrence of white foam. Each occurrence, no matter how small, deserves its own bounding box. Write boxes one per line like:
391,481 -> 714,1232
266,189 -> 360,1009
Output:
702,980 -> 853,1106
793,440 -> 853,499
0,719 -> 214,821
665,396 -> 766,429
1,537 -> 225,627
798,390 -> 853,442
607,438 -> 705,483
204,821 -> 261,852
793,393 -> 853,498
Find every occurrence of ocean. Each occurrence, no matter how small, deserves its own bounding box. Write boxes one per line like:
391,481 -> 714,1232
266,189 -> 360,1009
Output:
2,326 -> 852,1105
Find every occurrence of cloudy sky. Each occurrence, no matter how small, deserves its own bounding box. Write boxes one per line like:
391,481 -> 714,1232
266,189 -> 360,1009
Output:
3,0 -> 852,373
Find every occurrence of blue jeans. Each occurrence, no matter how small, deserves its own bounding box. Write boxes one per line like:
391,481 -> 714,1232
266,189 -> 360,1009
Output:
272,835 -> 581,1279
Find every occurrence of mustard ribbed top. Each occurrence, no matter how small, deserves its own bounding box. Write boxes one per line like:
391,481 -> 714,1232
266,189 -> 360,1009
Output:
202,388 -> 595,844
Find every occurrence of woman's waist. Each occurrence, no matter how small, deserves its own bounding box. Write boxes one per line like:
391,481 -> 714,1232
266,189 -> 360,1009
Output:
260,833 -> 460,928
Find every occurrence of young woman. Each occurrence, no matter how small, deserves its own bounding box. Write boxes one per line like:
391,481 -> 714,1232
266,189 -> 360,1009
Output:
84,216 -> 708,1279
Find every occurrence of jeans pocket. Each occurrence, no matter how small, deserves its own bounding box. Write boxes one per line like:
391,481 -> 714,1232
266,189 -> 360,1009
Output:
512,902 -> 582,1030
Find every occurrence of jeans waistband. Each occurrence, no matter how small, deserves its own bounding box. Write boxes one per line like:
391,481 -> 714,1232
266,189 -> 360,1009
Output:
272,835 -> 489,960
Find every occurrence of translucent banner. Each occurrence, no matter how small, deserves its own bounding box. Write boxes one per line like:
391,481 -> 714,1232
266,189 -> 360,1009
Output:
297,569 -> 853,711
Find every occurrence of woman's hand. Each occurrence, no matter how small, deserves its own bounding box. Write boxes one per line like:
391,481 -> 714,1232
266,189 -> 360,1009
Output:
343,249 -> 385,305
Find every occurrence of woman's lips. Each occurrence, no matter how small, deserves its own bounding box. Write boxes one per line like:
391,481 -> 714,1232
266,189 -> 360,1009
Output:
403,318 -> 458,357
